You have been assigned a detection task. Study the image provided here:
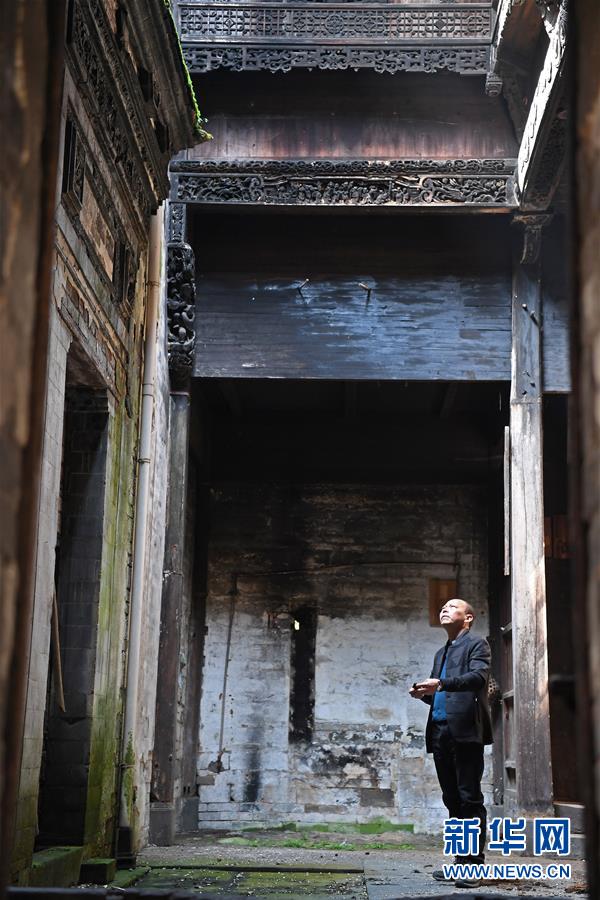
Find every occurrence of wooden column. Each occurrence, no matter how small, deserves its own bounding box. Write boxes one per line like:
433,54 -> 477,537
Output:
509,214 -> 553,814
149,225 -> 196,845
149,391 -> 191,845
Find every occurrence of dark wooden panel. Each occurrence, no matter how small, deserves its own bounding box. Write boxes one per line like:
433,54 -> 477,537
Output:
194,273 -> 512,380
543,288 -> 570,392
188,71 -> 518,161
188,114 -> 518,162
542,221 -> 570,393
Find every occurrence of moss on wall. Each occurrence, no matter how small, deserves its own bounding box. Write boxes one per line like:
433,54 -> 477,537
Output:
83,257 -> 146,858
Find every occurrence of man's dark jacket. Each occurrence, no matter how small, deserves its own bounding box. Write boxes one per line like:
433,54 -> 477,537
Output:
423,629 -> 493,753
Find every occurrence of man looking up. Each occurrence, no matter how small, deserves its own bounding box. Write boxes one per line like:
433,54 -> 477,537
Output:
409,598 -> 492,887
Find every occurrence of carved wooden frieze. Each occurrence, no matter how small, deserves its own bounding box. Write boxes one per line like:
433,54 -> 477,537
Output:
183,43 -> 489,72
67,0 -> 163,227
512,212 -> 553,264
170,159 -> 517,208
61,108 -> 138,308
167,242 -> 196,385
179,0 -> 491,72
179,3 -> 493,43
167,203 -> 187,243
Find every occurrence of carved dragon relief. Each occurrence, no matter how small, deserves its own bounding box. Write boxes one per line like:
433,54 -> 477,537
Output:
182,44 -> 489,73
167,203 -> 187,243
167,242 -> 196,385
171,159 -> 516,207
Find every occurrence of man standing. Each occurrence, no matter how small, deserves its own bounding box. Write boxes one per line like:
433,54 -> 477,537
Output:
410,598 -> 492,887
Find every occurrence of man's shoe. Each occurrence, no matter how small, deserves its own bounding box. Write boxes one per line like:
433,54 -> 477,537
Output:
432,857 -> 467,882
432,868 -> 451,882
432,856 -> 473,882
454,876 -> 482,889
455,858 -> 484,889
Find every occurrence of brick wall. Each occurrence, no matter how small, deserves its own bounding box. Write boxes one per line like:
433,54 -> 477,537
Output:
197,482 -> 491,833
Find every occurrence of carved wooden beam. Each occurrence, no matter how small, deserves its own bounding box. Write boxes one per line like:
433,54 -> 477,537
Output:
486,0 -> 546,139
512,212 -> 553,264
170,158 -> 517,209
167,202 -> 187,243
487,0 -> 515,79
516,0 -> 568,210
167,242 -> 196,387
179,1 -> 493,44
178,0 -> 492,74
183,44 -> 490,74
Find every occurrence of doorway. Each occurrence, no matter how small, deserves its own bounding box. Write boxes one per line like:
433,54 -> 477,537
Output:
37,359 -> 109,847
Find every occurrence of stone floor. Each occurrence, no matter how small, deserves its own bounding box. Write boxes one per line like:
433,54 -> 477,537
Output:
130,828 -> 588,898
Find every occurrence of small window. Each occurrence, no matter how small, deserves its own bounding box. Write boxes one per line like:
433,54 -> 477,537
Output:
138,66 -> 153,102
428,578 -> 458,627
113,241 -> 132,305
62,116 -> 84,209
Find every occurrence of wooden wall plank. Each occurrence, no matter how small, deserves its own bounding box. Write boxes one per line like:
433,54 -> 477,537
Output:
543,287 -> 570,392
542,219 -> 570,393
187,71 -> 518,161
194,274 -> 512,381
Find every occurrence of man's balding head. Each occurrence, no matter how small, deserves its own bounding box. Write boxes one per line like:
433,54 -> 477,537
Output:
439,598 -> 475,635
461,600 -> 475,623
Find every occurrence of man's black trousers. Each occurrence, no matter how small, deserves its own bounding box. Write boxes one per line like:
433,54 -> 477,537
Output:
431,720 -> 486,861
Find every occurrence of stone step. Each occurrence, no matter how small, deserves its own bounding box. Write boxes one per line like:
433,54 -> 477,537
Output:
79,858 -> 116,884
568,832 -> 586,860
28,846 -> 83,888
554,801 -> 585,834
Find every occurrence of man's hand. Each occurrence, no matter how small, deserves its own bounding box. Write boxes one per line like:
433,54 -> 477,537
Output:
410,678 -> 441,697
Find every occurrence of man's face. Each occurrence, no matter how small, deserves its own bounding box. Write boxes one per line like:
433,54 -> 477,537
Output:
439,598 -> 473,629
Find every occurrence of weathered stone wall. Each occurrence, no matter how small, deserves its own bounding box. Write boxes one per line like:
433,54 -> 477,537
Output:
197,483 -> 490,833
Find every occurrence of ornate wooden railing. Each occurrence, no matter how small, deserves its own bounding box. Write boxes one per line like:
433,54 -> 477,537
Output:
177,0 -> 494,73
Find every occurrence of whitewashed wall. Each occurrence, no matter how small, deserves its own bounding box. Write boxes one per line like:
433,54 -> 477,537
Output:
197,483 -> 491,833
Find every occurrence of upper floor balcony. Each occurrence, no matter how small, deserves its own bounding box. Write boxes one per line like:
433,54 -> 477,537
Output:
176,0 -> 494,74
